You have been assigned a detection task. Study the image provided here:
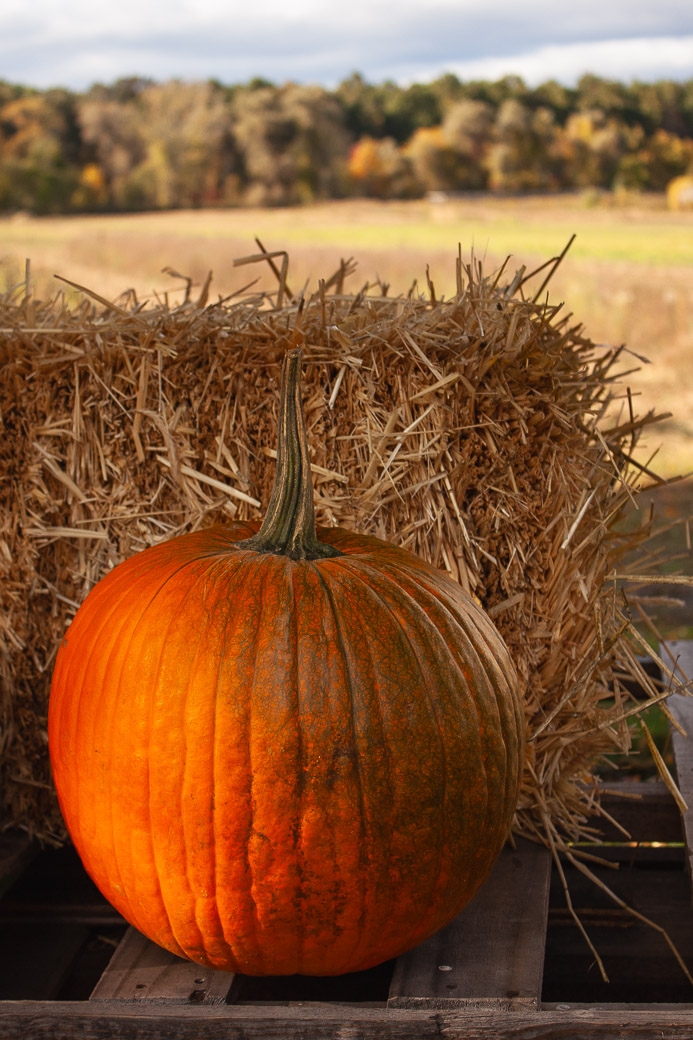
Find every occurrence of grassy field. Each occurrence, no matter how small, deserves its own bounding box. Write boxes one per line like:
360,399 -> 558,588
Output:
2,193 -> 693,483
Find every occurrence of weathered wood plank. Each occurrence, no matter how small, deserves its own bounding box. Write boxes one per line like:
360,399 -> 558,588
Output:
543,860 -> 693,1004
543,1002 -> 693,1012
664,640 -> 693,892
387,837 -> 551,1009
10,1001 -> 693,1040
595,780 -> 683,844
89,927 -> 233,1005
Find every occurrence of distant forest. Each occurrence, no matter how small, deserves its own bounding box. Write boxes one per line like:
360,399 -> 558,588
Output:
1,72 -> 693,213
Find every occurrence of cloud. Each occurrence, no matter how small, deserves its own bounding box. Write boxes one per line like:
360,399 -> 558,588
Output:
0,0 -> 691,89
413,36 -> 693,88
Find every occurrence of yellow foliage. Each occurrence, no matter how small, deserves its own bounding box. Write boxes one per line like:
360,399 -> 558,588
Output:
565,112 -> 597,143
651,129 -> 689,164
402,126 -> 445,157
79,163 -> 106,193
348,136 -> 382,181
346,136 -> 413,197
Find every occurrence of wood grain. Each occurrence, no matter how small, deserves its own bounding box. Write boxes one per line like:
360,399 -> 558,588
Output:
89,927 -> 233,1005
595,781 -> 683,844
387,837 -> 551,1009
664,640 -> 693,894
7,1000 -> 693,1039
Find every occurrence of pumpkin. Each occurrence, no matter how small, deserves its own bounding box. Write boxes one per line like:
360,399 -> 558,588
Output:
48,348 -> 525,977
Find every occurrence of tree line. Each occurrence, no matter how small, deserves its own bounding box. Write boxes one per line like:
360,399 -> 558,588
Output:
1,72 -> 692,213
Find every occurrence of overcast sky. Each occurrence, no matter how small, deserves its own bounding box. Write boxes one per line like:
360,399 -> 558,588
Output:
2,0 -> 692,91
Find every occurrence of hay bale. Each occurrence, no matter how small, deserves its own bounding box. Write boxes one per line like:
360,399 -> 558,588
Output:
0,247 -> 689,856
667,175 -> 693,211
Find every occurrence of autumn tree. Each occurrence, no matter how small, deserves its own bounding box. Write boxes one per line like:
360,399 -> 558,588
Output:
630,79 -> 693,138
336,74 -> 440,143
401,128 -> 452,193
77,95 -> 147,208
3,72 -> 693,211
617,128 -> 693,191
78,80 -> 237,210
561,109 -> 634,189
486,99 -> 561,191
441,99 -> 494,188
0,89 -> 80,212
527,80 -> 576,124
232,83 -> 350,205
132,80 -> 235,208
402,100 -> 493,193
348,135 -> 416,197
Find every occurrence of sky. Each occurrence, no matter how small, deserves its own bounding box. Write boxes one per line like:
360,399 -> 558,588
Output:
2,0 -> 692,91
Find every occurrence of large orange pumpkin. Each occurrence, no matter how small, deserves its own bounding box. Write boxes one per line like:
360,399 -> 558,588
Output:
49,348 -> 525,977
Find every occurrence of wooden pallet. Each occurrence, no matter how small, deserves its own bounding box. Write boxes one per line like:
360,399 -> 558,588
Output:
2,640 -> 693,1038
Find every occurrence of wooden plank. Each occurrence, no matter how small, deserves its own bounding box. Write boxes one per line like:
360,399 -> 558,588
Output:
387,837 -> 551,1009
543,860 -> 693,1004
10,1001 -> 693,1040
564,781 -> 684,867
89,926 -> 233,1005
665,640 -> 693,893
543,1001 -> 693,1012
595,780 -> 683,844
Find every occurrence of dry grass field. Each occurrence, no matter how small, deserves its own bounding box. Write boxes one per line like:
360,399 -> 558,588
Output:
2,193 -> 693,486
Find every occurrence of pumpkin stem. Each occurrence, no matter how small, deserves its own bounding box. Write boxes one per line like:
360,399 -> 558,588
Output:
238,348 -> 342,561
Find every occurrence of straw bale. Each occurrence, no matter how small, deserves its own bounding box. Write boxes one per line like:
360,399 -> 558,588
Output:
1,247 -> 690,861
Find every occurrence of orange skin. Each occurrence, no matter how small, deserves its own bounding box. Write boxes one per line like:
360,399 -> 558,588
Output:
49,522 -> 525,976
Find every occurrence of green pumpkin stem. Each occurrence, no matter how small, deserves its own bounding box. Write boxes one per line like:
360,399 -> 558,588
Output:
238,348 -> 342,561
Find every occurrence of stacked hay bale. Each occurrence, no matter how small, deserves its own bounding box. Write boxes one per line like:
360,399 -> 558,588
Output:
0,248 -> 686,858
